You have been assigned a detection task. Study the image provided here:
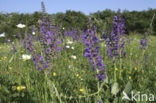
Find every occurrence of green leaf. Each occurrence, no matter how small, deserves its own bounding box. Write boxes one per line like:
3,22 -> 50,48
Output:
9,55 -> 14,64
111,82 -> 119,96
104,75 -> 109,84
123,81 -> 132,94
113,97 -> 118,103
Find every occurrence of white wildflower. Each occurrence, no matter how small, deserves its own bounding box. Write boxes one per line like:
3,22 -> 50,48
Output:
22,54 -> 31,61
69,65 -> 72,69
100,38 -> 104,41
17,23 -> 25,28
66,45 -> 70,48
71,55 -> 77,59
71,47 -> 74,50
0,32 -> 5,37
32,32 -> 35,35
67,41 -> 73,44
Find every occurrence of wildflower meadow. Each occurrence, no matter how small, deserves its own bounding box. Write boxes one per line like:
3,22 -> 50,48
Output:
0,1 -> 156,103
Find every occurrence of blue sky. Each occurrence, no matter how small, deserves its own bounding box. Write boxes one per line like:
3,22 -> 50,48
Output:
0,0 -> 156,14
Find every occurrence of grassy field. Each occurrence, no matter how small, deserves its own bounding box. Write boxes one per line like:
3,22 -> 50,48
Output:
0,32 -> 156,103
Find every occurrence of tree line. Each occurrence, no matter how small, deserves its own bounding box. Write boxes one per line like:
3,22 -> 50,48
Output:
0,8 -> 156,40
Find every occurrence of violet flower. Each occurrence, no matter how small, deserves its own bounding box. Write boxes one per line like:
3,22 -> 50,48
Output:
82,27 -> 105,81
139,39 -> 149,50
106,14 -> 126,59
64,28 -> 80,41
26,18 -> 61,72
27,34 -> 48,71
12,43 -> 17,53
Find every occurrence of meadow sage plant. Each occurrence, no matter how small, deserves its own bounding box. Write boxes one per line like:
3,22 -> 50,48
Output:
26,18 -> 62,71
64,28 -> 80,41
139,32 -> 149,50
81,27 -> 105,81
106,13 -> 126,59
26,34 -> 48,71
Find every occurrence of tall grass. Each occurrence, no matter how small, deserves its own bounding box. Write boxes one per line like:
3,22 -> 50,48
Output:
0,33 -> 156,103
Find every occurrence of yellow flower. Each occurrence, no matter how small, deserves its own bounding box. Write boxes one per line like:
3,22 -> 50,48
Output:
79,89 -> 84,92
134,67 -> 137,70
128,76 -> 132,79
17,86 -> 26,91
3,56 -> 7,59
9,67 -> 12,70
76,74 -> 79,77
115,68 -> 118,71
1,56 -> 7,60
53,72 -> 56,76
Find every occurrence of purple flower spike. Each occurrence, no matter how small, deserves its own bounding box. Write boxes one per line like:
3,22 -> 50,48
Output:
81,27 -> 105,81
46,48 -> 51,54
140,39 -> 149,50
106,13 -> 127,59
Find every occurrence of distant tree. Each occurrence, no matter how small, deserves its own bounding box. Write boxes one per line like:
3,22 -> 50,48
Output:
0,8 -> 156,41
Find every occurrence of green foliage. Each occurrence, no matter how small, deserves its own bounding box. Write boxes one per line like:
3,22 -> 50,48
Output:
55,10 -> 88,30
0,35 -> 156,102
0,8 -> 156,103
123,9 -> 156,35
0,8 -> 156,41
